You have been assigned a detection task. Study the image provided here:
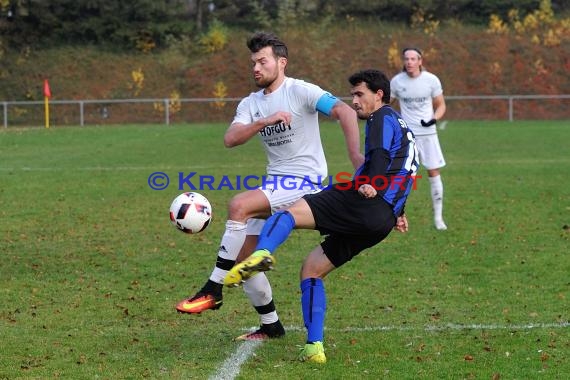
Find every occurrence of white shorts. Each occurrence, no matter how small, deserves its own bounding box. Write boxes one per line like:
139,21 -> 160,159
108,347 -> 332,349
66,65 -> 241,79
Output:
415,134 -> 446,170
246,175 -> 323,235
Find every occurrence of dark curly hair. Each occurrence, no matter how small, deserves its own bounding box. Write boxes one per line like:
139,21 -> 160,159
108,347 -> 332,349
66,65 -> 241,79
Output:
348,69 -> 391,103
247,32 -> 288,59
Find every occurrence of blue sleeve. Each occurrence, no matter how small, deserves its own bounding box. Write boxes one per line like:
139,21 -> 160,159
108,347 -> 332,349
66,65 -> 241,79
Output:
315,93 -> 339,116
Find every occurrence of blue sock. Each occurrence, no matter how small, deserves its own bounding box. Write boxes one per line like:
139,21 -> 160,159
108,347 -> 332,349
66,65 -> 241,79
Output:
300,278 -> 326,343
255,211 -> 295,253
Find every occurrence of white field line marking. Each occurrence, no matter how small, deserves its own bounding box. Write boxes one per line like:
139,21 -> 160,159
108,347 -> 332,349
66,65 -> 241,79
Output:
211,322 -> 569,380
274,321 -> 570,333
208,340 -> 261,380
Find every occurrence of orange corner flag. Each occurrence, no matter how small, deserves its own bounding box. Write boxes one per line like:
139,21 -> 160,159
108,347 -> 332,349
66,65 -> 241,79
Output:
44,79 -> 51,128
44,79 -> 51,98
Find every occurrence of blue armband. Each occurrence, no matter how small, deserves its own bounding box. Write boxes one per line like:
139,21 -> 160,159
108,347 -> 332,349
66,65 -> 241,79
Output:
315,93 -> 338,116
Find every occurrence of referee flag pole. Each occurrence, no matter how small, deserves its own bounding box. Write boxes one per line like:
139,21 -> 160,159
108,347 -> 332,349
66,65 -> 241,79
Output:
44,79 -> 51,128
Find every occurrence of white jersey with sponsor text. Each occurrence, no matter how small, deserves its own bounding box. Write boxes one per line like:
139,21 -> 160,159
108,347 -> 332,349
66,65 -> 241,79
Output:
390,70 -> 443,136
232,77 -> 328,184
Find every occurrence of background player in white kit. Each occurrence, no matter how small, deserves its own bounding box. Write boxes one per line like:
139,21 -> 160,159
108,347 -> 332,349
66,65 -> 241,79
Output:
390,47 -> 448,230
175,31 -> 363,340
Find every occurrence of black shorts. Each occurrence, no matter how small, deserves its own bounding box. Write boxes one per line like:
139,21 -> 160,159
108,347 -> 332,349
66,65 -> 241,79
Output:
303,186 -> 396,268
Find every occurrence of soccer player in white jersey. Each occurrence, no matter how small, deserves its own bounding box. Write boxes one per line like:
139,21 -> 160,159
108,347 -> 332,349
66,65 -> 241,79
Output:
175,31 -> 363,340
390,47 -> 448,230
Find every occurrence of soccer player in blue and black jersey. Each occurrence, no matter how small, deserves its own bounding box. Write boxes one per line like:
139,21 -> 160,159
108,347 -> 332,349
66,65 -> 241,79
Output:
224,69 -> 419,363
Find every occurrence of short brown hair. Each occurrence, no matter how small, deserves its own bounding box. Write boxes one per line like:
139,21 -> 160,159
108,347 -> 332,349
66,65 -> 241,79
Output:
247,32 -> 288,59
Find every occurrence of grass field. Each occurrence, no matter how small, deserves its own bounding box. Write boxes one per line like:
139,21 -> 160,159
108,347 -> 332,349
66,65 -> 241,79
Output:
1,120 -> 568,379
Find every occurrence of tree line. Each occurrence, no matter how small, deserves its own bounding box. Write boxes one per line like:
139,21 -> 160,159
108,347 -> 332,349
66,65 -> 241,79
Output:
0,0 -> 567,51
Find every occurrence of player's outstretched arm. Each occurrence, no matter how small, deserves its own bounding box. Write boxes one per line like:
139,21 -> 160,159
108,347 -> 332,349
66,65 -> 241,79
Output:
224,111 -> 292,148
330,101 -> 364,169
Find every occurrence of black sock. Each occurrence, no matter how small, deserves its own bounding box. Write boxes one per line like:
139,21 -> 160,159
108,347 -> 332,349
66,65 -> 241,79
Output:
260,320 -> 285,337
200,279 -> 223,296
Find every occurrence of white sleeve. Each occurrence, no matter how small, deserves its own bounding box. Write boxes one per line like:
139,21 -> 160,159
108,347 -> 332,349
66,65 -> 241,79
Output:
390,77 -> 398,99
431,74 -> 443,98
291,80 -> 326,113
231,96 -> 253,125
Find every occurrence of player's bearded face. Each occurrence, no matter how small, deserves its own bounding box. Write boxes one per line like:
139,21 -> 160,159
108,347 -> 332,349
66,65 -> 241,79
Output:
251,47 -> 281,88
351,83 -> 378,120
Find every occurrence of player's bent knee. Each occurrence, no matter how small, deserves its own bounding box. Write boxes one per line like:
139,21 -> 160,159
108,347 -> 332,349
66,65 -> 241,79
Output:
299,263 -> 329,280
227,197 -> 256,220
300,247 -> 336,279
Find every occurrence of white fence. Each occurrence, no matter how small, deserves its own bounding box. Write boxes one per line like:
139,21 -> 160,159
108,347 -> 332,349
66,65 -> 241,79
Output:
2,94 -> 570,128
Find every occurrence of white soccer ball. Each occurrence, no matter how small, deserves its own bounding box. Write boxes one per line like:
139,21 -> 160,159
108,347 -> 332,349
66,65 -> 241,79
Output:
169,192 -> 212,234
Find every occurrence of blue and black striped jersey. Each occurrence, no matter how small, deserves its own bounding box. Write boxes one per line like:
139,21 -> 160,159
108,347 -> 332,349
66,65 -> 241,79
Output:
354,105 -> 419,216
